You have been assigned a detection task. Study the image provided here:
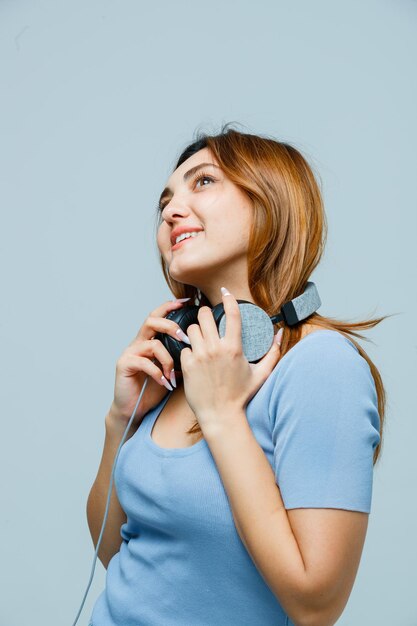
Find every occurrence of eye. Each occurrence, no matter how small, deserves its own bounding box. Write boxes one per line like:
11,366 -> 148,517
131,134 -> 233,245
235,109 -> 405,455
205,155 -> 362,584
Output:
191,172 -> 215,190
157,172 -> 215,214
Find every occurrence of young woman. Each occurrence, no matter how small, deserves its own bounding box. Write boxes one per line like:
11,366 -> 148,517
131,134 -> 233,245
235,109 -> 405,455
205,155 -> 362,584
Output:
87,124 -> 389,626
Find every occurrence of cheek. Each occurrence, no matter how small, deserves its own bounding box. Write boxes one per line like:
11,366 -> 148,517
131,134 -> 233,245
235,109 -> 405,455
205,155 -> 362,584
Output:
156,226 -> 168,250
213,207 -> 250,243
208,225 -> 248,252
156,234 -> 162,253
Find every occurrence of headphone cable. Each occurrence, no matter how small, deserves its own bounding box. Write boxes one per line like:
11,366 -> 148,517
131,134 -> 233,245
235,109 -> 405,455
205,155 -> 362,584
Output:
70,374 -> 151,626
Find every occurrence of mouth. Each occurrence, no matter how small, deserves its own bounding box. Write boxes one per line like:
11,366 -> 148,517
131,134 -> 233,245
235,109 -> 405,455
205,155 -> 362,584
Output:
171,232 -> 202,251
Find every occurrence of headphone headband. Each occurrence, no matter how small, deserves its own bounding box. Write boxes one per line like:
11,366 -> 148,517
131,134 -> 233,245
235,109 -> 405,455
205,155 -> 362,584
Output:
156,281 -> 322,370
270,281 -> 321,326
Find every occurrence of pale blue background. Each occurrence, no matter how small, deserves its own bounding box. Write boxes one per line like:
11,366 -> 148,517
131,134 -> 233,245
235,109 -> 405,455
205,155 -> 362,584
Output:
1,1 -> 416,625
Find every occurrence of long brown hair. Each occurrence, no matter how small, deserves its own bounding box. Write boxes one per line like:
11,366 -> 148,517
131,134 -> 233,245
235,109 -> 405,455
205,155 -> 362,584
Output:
154,122 -> 396,465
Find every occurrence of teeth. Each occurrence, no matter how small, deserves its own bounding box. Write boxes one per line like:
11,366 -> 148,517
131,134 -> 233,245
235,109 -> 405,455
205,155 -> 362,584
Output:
175,231 -> 200,245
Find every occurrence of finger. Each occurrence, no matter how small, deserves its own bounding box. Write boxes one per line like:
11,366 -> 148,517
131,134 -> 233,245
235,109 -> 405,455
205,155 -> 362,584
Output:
150,298 -> 191,316
179,345 -> 192,370
196,305 -> 220,346
220,287 -> 242,346
184,321 -> 205,353
124,338 -> 177,381
117,353 -> 174,390
135,298 -> 191,341
135,309 -> 191,343
252,329 -> 283,378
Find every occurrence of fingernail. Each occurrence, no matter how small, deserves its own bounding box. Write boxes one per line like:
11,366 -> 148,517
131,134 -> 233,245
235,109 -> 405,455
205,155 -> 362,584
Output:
172,297 -> 191,302
161,375 -> 173,391
220,287 -> 231,296
170,368 -> 177,388
176,328 -> 191,344
275,328 -> 284,345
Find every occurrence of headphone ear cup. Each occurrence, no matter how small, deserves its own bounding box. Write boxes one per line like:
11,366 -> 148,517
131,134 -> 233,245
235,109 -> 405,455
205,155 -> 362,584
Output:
212,300 -> 275,363
236,302 -> 275,363
154,305 -> 200,372
154,300 -> 276,373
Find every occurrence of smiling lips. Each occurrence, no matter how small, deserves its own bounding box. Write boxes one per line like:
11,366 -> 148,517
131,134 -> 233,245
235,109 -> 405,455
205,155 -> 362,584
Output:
171,232 -> 202,251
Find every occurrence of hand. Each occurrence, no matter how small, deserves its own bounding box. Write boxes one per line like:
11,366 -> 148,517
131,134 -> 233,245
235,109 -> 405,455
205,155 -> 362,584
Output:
180,287 -> 283,436
107,298 -> 191,432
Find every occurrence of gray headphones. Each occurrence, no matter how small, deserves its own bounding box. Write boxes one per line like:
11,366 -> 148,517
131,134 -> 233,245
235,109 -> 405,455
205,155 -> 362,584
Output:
155,281 -> 322,371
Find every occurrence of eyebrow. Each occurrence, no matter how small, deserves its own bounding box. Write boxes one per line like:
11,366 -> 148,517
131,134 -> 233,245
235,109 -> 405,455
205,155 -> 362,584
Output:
158,162 -> 220,210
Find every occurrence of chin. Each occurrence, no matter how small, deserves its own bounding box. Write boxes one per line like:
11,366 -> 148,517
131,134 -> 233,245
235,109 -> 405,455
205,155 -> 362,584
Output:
168,255 -> 205,273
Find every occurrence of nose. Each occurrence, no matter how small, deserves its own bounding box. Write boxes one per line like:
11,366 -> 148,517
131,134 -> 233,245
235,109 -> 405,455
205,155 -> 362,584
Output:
162,198 -> 191,222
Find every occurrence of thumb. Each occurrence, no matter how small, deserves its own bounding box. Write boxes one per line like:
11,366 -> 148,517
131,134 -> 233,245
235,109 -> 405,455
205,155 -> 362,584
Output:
253,328 -> 283,376
270,328 -> 283,358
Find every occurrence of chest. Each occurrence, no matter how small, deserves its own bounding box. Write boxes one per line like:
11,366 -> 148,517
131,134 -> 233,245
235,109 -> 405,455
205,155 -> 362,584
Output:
149,387 -> 204,448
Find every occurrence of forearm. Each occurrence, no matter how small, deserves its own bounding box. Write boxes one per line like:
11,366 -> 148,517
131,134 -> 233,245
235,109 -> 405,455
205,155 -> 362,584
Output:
203,413 -> 329,626
86,412 -> 135,569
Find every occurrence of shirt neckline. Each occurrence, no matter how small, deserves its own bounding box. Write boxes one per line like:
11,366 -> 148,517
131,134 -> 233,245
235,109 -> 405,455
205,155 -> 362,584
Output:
144,329 -> 357,457
145,392 -> 209,457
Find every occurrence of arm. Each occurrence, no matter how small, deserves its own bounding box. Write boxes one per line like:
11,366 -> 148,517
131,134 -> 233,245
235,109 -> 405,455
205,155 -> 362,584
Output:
204,416 -> 368,626
86,409 -> 136,569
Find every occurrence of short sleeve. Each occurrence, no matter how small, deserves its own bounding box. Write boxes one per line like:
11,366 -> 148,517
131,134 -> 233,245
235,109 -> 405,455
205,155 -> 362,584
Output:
268,332 -> 381,513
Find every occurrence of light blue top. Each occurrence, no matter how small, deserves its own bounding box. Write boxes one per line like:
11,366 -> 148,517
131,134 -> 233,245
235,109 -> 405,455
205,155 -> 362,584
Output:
88,329 -> 380,626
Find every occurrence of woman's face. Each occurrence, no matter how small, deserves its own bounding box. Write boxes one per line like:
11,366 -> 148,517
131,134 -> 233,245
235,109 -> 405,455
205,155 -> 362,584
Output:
156,148 -> 254,306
